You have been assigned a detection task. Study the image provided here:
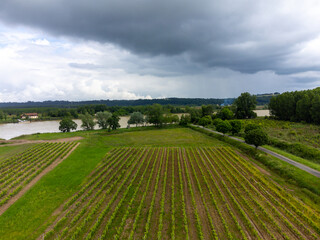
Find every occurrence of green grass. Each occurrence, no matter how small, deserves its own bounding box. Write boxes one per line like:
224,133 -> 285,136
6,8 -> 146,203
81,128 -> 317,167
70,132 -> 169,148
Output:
0,144 -> 36,161
263,145 -> 320,172
0,126 -> 224,240
240,118 -> 320,149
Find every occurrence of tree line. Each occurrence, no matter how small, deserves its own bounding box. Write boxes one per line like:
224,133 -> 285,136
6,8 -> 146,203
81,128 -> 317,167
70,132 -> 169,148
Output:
269,87 -> 320,124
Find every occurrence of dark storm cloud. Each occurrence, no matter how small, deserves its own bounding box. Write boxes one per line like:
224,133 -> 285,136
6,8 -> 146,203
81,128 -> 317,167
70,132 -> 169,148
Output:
0,0 -> 319,74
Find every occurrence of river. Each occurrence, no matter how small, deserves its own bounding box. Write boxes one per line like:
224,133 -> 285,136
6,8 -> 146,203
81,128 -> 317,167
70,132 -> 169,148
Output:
0,116 -> 130,140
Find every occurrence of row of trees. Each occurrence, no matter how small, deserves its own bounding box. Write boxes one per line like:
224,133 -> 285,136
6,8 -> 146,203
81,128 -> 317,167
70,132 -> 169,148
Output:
269,87 -> 320,124
58,104 -> 181,132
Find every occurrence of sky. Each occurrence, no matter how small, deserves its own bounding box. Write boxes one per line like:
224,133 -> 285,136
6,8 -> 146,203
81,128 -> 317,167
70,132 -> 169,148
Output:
0,0 -> 320,102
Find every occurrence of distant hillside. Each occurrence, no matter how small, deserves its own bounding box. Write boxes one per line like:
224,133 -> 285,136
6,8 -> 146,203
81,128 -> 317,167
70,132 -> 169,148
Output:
0,94 -> 277,109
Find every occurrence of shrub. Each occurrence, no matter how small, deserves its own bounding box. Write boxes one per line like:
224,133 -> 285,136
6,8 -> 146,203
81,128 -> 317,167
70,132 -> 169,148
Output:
216,121 -> 232,135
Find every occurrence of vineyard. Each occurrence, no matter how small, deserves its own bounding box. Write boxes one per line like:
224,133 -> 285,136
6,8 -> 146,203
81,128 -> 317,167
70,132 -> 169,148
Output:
0,142 -> 78,208
41,146 -> 320,240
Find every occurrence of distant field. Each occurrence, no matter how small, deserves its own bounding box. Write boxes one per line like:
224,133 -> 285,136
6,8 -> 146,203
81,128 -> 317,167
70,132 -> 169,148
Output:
41,147 -> 320,240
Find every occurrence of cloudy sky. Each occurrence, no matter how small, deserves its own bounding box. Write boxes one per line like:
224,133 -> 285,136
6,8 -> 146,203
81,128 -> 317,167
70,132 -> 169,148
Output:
0,0 -> 320,102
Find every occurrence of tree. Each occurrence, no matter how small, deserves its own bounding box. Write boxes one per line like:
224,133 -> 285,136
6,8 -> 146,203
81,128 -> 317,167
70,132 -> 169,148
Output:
198,115 -> 212,127
218,107 -> 234,120
59,118 -> 77,132
234,92 -> 257,119
212,118 -> 223,126
229,120 -> 242,135
179,114 -> 191,126
244,123 -> 261,134
245,129 -> 268,148
108,113 -> 120,131
128,112 -> 144,127
80,113 -> 96,130
311,94 -> 320,124
96,111 -> 112,129
146,104 -> 164,127
216,121 -> 232,135
201,104 -> 214,117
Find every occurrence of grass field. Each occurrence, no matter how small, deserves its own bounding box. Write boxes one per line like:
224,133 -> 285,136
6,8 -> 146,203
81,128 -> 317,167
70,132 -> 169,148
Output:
241,118 -> 320,149
41,146 -> 320,240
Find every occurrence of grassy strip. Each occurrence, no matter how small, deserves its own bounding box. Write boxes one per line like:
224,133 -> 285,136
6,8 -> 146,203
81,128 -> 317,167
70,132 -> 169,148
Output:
188,125 -> 320,196
268,137 -> 320,164
0,140 -> 109,240
263,145 -> 320,172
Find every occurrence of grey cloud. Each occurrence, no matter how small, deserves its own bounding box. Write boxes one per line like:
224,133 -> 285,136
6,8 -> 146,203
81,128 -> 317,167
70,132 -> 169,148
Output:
0,0 -> 319,74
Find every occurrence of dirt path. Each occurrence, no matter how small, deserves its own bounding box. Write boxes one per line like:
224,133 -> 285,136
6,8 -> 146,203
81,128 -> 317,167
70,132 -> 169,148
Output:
0,142 -> 80,216
0,136 -> 84,147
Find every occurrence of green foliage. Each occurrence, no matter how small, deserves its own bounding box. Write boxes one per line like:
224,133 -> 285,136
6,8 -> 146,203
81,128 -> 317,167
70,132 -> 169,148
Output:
146,104 -> 164,127
201,104 -> 214,117
217,107 -> 234,120
234,92 -> 257,119
216,121 -> 232,135
107,113 -> 120,131
212,118 -> 223,126
229,120 -> 242,135
245,129 -> 268,148
311,94 -> 320,124
96,111 -> 112,129
244,123 -> 261,134
198,115 -> 212,127
186,107 -> 202,123
128,112 -> 144,127
80,113 -> 96,130
59,118 -> 77,132
269,87 -> 320,124
179,114 -> 191,126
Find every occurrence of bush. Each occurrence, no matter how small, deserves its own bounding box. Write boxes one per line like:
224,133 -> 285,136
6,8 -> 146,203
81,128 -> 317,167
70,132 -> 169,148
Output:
198,115 -> 212,127
229,120 -> 242,135
216,121 -> 232,135
212,118 -> 223,126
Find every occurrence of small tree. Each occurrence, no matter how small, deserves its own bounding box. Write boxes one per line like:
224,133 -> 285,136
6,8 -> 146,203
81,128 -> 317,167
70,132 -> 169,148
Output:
108,113 -> 120,131
198,115 -> 212,127
96,111 -> 112,129
216,121 -> 232,135
80,113 -> 96,131
59,118 -> 77,132
245,129 -> 268,148
128,112 -> 144,127
229,120 -> 242,135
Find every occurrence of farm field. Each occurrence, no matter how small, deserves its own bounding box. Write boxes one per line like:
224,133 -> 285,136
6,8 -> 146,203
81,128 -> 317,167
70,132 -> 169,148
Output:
0,142 -> 78,209
41,146 -> 320,240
